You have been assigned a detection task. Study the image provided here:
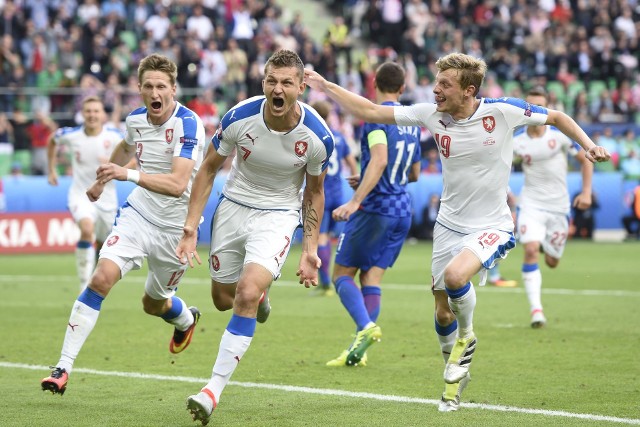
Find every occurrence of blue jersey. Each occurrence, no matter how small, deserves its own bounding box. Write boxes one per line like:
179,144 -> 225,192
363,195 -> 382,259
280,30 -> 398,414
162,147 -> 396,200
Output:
359,101 -> 421,217
324,128 -> 351,208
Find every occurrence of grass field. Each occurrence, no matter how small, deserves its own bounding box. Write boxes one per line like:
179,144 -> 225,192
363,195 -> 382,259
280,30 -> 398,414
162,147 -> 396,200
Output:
1,240 -> 639,426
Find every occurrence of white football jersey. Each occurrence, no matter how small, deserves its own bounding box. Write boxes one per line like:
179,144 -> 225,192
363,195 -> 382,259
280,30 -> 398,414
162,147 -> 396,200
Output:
395,98 -> 547,233
124,102 -> 206,229
54,125 -> 124,212
514,126 -> 578,214
213,96 -> 333,210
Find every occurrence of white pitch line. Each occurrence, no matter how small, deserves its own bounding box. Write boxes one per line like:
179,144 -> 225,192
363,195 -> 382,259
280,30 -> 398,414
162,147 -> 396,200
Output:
2,275 -> 639,298
5,361 -> 639,425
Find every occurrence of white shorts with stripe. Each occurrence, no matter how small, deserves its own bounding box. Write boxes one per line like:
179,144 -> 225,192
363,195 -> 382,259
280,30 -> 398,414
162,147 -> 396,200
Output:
99,204 -> 188,300
68,191 -> 117,243
516,206 -> 569,259
209,198 -> 300,284
431,223 -> 516,291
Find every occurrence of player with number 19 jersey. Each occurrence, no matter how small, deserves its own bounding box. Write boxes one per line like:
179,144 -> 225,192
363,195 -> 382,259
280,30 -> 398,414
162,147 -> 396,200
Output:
394,98 -> 548,233
213,96 -> 333,210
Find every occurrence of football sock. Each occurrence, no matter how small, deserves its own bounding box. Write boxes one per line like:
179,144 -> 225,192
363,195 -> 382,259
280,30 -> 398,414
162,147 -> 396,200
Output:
361,285 -> 381,323
522,263 -> 542,313
58,288 -> 104,373
75,240 -> 95,292
317,243 -> 331,287
334,275 -> 371,331
161,296 -> 194,331
435,317 -> 458,363
446,282 -> 476,339
205,314 -> 255,405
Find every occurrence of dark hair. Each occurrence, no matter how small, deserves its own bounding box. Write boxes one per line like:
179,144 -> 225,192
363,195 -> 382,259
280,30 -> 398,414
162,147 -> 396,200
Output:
375,62 -> 405,94
310,100 -> 331,120
527,85 -> 549,100
264,49 -> 305,82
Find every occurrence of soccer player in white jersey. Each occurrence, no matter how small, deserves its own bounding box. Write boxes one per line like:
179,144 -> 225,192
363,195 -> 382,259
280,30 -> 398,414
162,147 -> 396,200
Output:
175,49 -> 333,425
47,96 -> 124,292
513,86 -> 594,328
304,52 -> 610,412
41,54 -> 207,397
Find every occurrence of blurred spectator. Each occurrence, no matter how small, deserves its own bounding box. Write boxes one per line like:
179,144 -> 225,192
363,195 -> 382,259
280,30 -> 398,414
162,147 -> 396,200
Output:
325,16 -> 352,70
222,38 -> 248,101
570,191 -> 598,239
187,5 -> 215,42
101,0 -> 126,21
77,0 -> 100,24
595,127 -> 620,170
27,110 -> 56,175
127,0 -> 153,37
622,183 -> 640,240
186,88 -> 219,128
144,7 -> 171,42
198,39 -> 227,91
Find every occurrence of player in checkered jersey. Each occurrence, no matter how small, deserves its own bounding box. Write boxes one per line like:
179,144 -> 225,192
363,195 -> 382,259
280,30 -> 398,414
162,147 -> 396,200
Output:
323,62 -> 422,368
175,50 -> 333,425
42,54 -> 207,397
513,86 -> 595,329
305,52 -> 610,412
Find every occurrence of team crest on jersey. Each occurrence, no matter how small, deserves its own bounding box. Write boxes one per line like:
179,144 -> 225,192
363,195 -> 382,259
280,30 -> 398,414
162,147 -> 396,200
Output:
548,139 -> 557,149
106,235 -> 119,246
294,140 -> 308,156
482,116 -> 496,133
215,123 -> 223,140
211,255 -> 220,271
165,129 -> 173,143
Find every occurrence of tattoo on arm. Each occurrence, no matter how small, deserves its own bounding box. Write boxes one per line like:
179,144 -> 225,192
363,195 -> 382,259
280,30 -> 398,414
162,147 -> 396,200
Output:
302,200 -> 319,238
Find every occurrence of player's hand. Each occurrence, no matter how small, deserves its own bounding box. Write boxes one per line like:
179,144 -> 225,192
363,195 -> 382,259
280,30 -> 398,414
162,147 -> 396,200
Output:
96,162 -> 127,184
86,181 -> 105,202
296,251 -> 321,288
347,175 -> 360,190
585,146 -> 611,163
47,171 -> 58,186
572,192 -> 592,210
332,200 -> 359,222
176,226 -> 201,268
303,69 -> 328,91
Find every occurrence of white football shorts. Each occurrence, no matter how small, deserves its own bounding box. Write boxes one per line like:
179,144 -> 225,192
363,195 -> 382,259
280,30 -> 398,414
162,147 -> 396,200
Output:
431,223 -> 516,291
516,206 -> 569,259
99,204 -> 188,300
68,191 -> 117,242
209,198 -> 300,284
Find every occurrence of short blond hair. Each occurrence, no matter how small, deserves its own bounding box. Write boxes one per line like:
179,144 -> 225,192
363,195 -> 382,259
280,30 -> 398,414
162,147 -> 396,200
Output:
436,53 -> 487,97
81,95 -> 104,108
137,53 -> 178,86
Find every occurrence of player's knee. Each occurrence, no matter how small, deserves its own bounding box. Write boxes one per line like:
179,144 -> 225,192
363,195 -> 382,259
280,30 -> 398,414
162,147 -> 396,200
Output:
546,256 -> 560,269
211,288 -> 233,311
443,268 -> 466,289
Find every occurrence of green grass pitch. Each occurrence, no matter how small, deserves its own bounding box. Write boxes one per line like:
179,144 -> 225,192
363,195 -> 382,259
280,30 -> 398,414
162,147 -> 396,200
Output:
0,240 -> 638,426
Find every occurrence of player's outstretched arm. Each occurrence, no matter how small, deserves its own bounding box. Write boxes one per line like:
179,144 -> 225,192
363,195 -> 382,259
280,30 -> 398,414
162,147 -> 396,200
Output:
545,110 -> 611,163
304,69 -> 396,125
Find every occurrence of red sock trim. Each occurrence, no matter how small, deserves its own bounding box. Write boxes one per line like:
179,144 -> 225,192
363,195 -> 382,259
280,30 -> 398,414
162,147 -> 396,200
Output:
201,388 -> 217,409
531,309 -> 543,315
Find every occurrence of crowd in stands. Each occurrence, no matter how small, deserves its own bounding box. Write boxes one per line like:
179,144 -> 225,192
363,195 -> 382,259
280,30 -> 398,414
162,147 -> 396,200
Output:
0,0 -> 639,179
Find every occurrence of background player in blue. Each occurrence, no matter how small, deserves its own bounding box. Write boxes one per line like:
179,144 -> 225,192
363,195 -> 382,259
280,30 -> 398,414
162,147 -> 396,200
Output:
310,100 -> 358,296
325,62 -> 421,367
